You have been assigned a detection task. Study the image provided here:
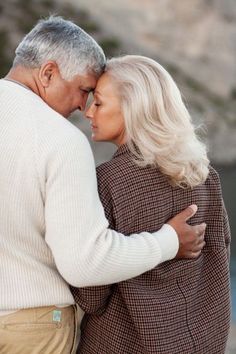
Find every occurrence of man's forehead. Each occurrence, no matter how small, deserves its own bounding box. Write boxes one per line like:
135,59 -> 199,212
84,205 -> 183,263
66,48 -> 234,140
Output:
79,73 -> 98,89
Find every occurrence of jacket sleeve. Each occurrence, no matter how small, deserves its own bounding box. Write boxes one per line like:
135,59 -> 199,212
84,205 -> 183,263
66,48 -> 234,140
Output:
208,167 -> 231,260
223,202 -> 231,261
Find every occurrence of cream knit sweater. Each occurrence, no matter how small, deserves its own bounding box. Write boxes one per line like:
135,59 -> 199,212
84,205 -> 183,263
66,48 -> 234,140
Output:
0,79 -> 178,311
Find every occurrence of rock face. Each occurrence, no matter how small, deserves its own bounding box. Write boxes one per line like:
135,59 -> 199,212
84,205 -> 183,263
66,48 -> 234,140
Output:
63,0 -> 236,99
62,0 -> 236,165
1,0 -> 235,163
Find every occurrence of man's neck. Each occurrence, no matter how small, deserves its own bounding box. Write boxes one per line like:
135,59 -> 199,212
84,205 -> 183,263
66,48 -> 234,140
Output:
5,66 -> 41,97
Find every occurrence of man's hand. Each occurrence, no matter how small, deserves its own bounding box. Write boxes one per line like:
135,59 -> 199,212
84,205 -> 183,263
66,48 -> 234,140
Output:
167,205 -> 206,259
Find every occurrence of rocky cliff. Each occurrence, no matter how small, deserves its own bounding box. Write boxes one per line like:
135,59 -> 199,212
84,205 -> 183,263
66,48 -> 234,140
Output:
61,0 -> 236,165
1,0 -> 235,164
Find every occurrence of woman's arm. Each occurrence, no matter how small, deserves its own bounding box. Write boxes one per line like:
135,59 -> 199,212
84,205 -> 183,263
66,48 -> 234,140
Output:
223,203 -> 231,261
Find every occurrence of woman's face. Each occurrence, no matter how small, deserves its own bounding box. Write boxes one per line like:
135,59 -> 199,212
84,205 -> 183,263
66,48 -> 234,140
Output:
85,73 -> 126,146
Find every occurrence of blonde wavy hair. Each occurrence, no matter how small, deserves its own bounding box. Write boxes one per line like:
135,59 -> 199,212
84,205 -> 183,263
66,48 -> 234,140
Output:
105,55 -> 209,188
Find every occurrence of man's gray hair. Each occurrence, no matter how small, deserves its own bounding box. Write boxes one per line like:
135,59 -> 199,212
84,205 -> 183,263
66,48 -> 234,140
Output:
13,16 -> 106,80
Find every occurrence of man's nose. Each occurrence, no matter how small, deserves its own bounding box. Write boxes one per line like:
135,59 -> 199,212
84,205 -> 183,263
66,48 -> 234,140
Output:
85,105 -> 93,119
78,96 -> 89,112
78,103 -> 85,112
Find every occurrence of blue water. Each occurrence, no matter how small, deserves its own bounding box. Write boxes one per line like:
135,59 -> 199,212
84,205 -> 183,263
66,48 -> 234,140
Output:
231,260 -> 236,322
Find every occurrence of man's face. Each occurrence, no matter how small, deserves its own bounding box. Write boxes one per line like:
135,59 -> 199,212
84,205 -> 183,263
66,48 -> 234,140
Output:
43,67 -> 97,118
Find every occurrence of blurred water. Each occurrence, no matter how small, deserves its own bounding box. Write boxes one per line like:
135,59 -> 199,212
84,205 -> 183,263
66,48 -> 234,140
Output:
231,260 -> 236,322
216,164 -> 236,323
216,165 -> 236,253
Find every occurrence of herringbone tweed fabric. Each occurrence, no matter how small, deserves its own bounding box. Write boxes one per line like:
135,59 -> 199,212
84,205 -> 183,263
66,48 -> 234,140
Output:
72,144 -> 231,354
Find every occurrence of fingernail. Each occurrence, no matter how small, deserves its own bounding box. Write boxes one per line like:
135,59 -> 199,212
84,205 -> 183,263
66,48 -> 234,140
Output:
189,204 -> 197,213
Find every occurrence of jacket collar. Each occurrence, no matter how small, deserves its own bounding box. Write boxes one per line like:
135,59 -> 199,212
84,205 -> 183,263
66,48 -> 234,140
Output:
113,143 -> 130,158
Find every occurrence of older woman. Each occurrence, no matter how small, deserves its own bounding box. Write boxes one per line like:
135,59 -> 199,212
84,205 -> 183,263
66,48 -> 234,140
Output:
72,55 -> 231,354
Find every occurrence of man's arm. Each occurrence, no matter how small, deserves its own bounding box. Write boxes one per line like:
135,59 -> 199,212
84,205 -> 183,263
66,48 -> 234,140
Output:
71,178 -> 205,314
40,127 -> 204,287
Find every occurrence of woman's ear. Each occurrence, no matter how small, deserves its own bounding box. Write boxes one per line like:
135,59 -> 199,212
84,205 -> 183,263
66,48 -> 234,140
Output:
38,61 -> 59,87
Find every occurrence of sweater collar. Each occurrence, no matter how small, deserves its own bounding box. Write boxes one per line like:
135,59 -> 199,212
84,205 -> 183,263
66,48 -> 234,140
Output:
3,78 -> 31,92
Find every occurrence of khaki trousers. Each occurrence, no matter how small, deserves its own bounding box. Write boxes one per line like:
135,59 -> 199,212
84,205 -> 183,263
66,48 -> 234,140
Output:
0,305 -> 78,354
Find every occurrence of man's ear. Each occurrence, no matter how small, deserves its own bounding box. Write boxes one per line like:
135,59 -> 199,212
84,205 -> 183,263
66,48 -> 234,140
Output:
38,61 -> 59,87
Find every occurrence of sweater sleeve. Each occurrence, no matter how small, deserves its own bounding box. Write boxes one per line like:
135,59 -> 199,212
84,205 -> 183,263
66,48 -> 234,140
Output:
71,167 -> 116,313
37,125 -> 179,287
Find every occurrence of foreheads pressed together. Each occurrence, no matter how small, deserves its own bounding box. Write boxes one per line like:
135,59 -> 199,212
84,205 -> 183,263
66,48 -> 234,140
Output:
86,55 -> 209,189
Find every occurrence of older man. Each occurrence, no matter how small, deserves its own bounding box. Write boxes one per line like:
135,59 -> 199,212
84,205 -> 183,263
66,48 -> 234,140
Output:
0,16 -> 205,353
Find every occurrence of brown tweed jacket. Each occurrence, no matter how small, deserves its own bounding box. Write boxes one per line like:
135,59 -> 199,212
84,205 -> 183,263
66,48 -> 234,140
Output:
72,144 -> 231,354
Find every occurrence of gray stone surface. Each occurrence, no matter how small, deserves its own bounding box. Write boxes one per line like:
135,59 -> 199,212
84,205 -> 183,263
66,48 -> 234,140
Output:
62,0 -> 236,164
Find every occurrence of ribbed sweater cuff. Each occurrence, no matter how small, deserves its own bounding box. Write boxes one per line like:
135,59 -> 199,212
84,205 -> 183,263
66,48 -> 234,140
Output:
155,224 -> 179,262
